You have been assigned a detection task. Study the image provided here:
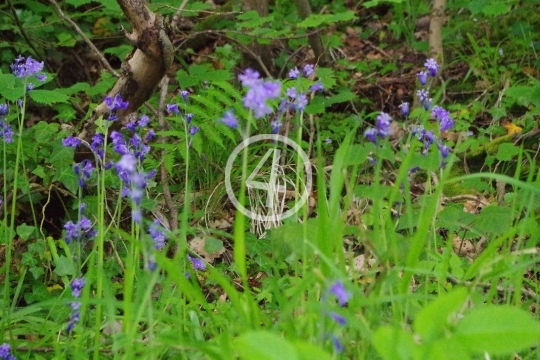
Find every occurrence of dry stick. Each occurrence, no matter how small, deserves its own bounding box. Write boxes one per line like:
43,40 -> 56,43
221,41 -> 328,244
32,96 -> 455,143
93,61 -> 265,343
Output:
49,0 -> 120,78
171,0 -> 190,29
157,77 -> 178,232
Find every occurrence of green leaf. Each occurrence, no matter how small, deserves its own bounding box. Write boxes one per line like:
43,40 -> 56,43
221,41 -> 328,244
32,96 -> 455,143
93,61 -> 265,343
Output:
505,86 -> 533,106
236,330 -> 298,360
344,144 -> 370,165
54,166 -> 79,194
0,73 -> 24,101
29,90 -> 70,105
495,142 -> 520,161
373,326 -> 417,360
293,341 -> 332,360
325,90 -> 355,105
413,288 -> 469,342
363,0 -> 404,8
54,255 -> 76,277
65,0 -> 93,6
204,237 -> 224,254
455,305 -> 540,355
17,223 -> 36,241
33,121 -> 59,143
473,205 -> 513,235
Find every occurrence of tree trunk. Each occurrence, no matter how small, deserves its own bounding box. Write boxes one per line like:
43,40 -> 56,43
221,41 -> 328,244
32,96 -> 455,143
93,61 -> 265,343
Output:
429,0 -> 445,66
82,0 -> 174,137
241,0 -> 276,76
293,0 -> 330,66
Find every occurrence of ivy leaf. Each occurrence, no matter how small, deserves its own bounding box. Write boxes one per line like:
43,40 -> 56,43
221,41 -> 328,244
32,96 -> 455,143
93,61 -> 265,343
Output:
29,90 -> 70,105
17,223 -> 36,241
495,142 -> 520,161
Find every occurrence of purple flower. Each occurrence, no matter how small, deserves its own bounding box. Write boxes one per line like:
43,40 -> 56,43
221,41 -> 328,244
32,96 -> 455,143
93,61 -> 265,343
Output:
329,312 -> 347,325
364,128 -> 377,143
0,343 -> 15,360
325,137 -> 332,144
416,71 -> 428,85
294,94 -> 308,112
376,112 -> 392,137
62,136 -> 81,148
432,106 -> 454,131
149,219 -> 167,250
26,83 -> 35,92
424,58 -> 440,76
11,55 -> 44,78
286,87 -> 297,98
64,216 -> 96,244
145,129 -> 155,141
239,68 -> 261,87
271,120 -> 281,134
111,131 -> 129,155
190,126 -> 199,136
126,121 -> 137,132
188,255 -> 206,270
310,81 -> 324,92
0,104 -> 8,116
422,98 -> 432,110
70,278 -> 86,298
220,111 -> 238,129
166,104 -> 180,115
331,336 -> 344,353
73,160 -> 94,187
180,90 -> 190,102
416,89 -> 429,103
186,113 -> 194,124
36,73 -> 47,82
104,94 -> 129,112
0,121 -> 14,143
438,142 -> 450,158
116,153 -> 137,175
303,64 -> 315,77
399,102 -> 410,116
138,114 -> 150,128
91,134 -> 104,158
239,68 -> 282,118
288,67 -> 300,79
328,281 -> 351,307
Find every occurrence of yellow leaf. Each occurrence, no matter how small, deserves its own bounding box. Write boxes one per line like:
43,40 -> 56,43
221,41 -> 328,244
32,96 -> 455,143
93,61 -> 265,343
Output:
47,284 -> 63,293
503,122 -> 522,135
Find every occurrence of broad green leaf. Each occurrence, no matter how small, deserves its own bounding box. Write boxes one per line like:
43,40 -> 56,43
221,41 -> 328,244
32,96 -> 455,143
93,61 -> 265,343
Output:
413,287 -> 468,342
455,305 -> 540,355
204,237 -> 223,254
495,142 -> 520,161
426,337 -> 471,360
373,326 -> 417,360
293,341 -> 332,360
0,73 -> 24,101
29,90 -> 70,105
54,166 -> 79,194
33,121 -> 59,143
236,330 -> 298,360
17,223 -> 36,241
473,205 -> 513,235
54,255 -> 76,277
344,144 -> 370,165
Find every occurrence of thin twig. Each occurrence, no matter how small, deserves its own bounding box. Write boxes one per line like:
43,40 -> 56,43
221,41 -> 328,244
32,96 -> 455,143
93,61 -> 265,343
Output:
48,0 -> 119,77
170,0 -> 190,30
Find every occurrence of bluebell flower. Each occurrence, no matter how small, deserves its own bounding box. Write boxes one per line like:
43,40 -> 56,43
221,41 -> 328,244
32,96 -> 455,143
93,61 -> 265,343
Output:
90,134 -> 104,159
432,106 -> 454,131
220,111 -> 238,129
325,137 -> 332,144
416,71 -> 428,85
286,87 -> 297,98
271,120 -> 282,134
303,64 -> 315,77
376,112 -> 392,137
288,67 -> 300,79
239,68 -> 281,119
36,73 -> 47,82
190,126 -> 199,136
310,81 -> 324,92
186,113 -> 194,124
188,255 -> 206,270
138,114 -> 150,128
145,129 -> 155,141
67,277 -> 86,333
424,58 -> 440,77
73,160 -> 94,187
111,131 -> 129,155
422,98 -> 432,111
64,215 -> 96,244
399,102 -> 410,116
328,281 -> 351,307
438,142 -> 450,158
10,55 -> 44,78
166,104 -> 180,115
149,219 -> 167,250
0,121 -> 14,143
62,136 -> 81,148
294,94 -> 308,112
0,343 -> 16,360
331,336 -> 344,353
364,128 -> 377,143
180,90 -> 190,102
416,89 -> 429,103
329,312 -> 347,325
104,94 -> 129,112
26,83 -> 35,92
0,104 -> 8,116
